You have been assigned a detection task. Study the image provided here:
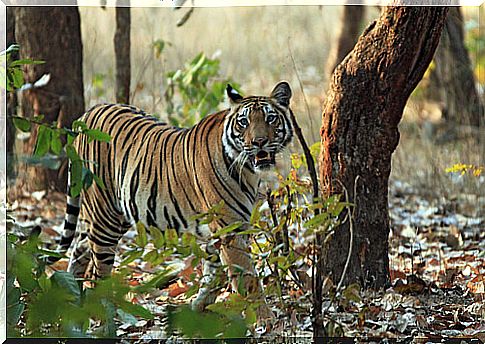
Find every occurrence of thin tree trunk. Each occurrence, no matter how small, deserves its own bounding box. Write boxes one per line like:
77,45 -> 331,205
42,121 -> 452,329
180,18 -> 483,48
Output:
6,6 -> 17,179
114,3 -> 131,104
15,6 -> 84,192
325,6 -> 365,78
319,6 -> 448,297
431,7 -> 483,127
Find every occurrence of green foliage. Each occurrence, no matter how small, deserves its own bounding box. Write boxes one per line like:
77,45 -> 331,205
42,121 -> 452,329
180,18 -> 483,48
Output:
168,305 -> 247,339
0,44 -> 45,92
14,116 -> 111,197
6,233 -> 153,338
165,52 -> 239,127
4,44 -> 110,197
465,18 -> 485,84
91,73 -> 107,98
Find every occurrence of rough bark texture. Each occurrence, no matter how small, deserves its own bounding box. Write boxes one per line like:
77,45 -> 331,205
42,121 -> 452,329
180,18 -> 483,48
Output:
114,4 -> 131,104
15,6 -> 84,191
319,7 -> 448,290
325,6 -> 365,78
6,6 -> 17,178
430,7 -> 483,127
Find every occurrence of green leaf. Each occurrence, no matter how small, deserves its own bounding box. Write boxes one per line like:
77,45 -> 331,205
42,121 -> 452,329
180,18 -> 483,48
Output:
120,249 -> 143,266
144,249 -> 159,263
213,221 -> 243,238
7,299 -> 24,327
303,212 -> 329,230
118,300 -> 154,320
12,117 -> 31,132
165,228 -> 178,247
82,167 -> 93,190
70,159 -> 83,198
12,68 -> 24,89
135,222 -> 148,248
51,271 -> 81,303
93,174 -> 106,190
66,144 -> 81,162
9,58 -> 45,67
250,200 -> 262,225
85,129 -> 111,143
50,130 -> 63,155
34,125 -> 52,157
7,280 -> 24,328
38,274 -> 52,292
169,305 -> 222,338
136,269 -> 173,292
102,299 -> 117,337
148,226 -> 165,249
72,120 -> 88,132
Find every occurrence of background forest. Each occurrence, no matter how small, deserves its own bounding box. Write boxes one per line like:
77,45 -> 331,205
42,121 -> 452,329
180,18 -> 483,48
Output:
3,4 -> 484,341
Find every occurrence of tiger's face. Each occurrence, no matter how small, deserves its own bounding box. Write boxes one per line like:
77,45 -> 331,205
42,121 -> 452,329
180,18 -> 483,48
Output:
223,81 -> 294,172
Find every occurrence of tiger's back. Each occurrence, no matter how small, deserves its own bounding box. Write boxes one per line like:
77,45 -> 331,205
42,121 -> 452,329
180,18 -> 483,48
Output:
77,103 -> 259,242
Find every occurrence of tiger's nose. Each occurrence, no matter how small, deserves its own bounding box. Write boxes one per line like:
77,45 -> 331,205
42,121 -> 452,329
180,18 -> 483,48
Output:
252,137 -> 269,148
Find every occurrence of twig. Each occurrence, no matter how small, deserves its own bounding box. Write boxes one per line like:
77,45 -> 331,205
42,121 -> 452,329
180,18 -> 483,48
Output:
288,108 -> 319,209
176,7 -> 195,27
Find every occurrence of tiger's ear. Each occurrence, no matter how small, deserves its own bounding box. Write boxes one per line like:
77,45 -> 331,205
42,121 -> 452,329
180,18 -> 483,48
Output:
270,81 -> 292,108
226,84 -> 243,104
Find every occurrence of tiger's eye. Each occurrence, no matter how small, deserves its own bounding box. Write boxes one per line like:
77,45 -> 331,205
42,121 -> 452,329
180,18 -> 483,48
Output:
238,118 -> 249,127
266,114 -> 277,124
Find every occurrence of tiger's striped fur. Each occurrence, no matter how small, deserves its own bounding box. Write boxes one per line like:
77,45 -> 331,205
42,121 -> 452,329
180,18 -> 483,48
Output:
55,81 -> 293,315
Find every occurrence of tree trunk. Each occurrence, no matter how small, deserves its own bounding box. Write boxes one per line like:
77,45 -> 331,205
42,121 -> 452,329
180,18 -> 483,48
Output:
6,6 -> 17,179
325,6 -> 365,78
430,7 -> 483,127
15,6 -> 84,192
319,7 -> 448,290
114,3 -> 131,104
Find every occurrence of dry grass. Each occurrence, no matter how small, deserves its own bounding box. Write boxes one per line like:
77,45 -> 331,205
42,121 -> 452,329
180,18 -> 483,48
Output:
77,5 -> 483,211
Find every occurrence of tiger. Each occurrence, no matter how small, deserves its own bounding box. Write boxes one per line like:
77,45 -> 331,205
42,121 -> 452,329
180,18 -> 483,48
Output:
51,81 -> 294,321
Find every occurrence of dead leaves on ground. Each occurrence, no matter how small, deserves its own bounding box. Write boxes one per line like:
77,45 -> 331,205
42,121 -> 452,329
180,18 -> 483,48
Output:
7,179 -> 485,339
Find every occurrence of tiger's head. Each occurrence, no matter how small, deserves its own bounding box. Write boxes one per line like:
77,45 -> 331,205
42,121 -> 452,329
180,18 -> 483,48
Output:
223,81 -> 294,172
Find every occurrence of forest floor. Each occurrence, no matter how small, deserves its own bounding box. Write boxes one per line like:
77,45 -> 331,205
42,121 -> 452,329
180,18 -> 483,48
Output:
7,176 -> 485,341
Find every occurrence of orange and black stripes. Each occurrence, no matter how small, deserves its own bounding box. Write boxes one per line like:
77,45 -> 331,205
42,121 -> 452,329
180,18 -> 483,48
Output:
52,81 -> 294,282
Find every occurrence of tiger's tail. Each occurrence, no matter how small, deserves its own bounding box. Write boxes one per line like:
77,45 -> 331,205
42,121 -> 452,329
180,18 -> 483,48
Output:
46,163 -> 81,264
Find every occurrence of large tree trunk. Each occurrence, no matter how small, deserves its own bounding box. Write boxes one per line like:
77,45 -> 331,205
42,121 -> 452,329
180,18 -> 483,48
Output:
15,7 -> 84,192
319,7 -> 448,292
430,7 -> 483,127
114,3 -> 131,104
325,6 -> 365,78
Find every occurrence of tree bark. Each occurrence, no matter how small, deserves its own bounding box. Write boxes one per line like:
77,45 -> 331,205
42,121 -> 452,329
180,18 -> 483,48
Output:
15,6 -> 84,192
325,6 -> 365,78
114,3 -> 131,104
6,6 -> 17,178
430,7 -> 483,127
319,7 -> 448,290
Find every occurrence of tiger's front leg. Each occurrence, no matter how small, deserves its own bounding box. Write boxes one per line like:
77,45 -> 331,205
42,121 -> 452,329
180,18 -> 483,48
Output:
191,235 -> 274,325
192,240 -> 224,312
219,234 -> 275,325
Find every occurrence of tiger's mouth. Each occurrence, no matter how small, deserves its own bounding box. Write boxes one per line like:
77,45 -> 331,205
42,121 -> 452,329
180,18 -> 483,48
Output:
253,150 -> 276,170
